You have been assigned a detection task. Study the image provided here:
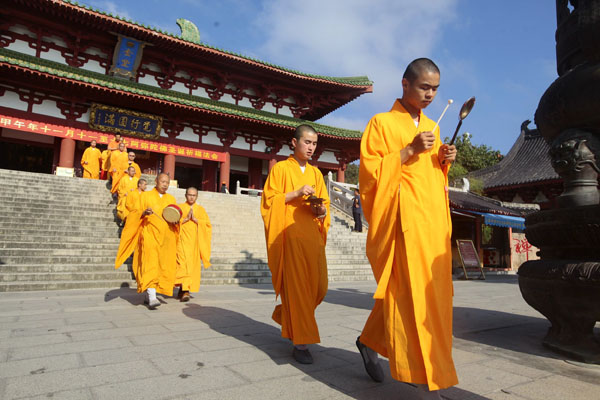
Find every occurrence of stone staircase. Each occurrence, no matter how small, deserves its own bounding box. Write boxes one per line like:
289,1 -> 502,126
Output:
0,169 -> 373,292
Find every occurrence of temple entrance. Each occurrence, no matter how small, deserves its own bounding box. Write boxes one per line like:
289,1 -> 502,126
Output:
230,172 -> 248,194
175,164 -> 203,190
0,140 -> 54,174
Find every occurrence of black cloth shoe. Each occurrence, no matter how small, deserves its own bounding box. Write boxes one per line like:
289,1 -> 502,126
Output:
356,336 -> 384,382
292,347 -> 314,364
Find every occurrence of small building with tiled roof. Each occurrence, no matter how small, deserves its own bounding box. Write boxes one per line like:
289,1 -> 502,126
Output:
469,121 -> 562,209
0,0 -> 372,190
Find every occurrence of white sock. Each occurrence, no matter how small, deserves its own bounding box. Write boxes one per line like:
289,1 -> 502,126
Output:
147,288 -> 157,301
416,384 -> 442,400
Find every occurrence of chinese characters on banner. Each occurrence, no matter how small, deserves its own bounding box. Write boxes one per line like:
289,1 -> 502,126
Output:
89,104 -> 162,139
0,115 -> 226,163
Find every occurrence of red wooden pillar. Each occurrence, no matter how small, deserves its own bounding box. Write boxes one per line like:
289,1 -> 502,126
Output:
248,158 -> 262,189
58,138 -> 76,168
202,161 -> 217,192
219,151 -> 230,190
337,163 -> 347,183
163,154 -> 176,178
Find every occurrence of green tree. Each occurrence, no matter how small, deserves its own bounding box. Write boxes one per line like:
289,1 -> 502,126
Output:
445,133 -> 503,191
345,162 -> 359,185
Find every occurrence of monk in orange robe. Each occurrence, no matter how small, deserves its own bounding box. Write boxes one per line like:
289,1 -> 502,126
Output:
356,58 -> 458,398
80,140 -> 101,179
110,142 -> 129,194
107,134 -> 125,152
114,173 -> 179,309
127,151 -> 142,178
125,178 -> 147,217
116,166 -> 139,221
100,148 -> 110,180
261,124 -> 330,365
175,187 -> 212,302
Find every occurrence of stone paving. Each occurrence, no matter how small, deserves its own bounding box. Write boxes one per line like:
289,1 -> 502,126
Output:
0,276 -> 598,399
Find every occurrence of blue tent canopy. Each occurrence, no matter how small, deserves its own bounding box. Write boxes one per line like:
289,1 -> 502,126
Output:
470,212 -> 525,230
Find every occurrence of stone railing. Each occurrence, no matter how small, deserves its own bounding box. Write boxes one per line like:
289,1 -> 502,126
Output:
235,180 -> 263,197
326,172 -> 368,228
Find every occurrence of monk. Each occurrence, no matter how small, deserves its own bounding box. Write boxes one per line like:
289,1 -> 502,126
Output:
116,166 -> 139,222
125,178 -> 147,217
355,58 -> 458,399
80,140 -> 101,179
110,142 -> 129,194
107,133 -> 125,152
175,187 -> 212,302
260,124 -> 330,364
127,151 -> 142,178
100,148 -> 111,180
114,173 -> 179,309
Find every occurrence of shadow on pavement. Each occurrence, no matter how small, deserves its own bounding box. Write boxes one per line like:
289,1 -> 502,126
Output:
453,306 -> 557,359
181,304 -> 487,399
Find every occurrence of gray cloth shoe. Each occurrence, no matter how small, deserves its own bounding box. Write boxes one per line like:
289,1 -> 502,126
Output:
356,336 -> 384,382
292,347 -> 314,364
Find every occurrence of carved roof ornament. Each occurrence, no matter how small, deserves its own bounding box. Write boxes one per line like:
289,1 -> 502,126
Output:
176,19 -> 201,44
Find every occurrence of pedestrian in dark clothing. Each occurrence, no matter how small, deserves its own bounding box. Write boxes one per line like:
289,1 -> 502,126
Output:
352,188 -> 362,232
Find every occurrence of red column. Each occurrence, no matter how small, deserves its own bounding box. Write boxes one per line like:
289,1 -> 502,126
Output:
219,151 -> 230,190
163,154 -> 176,178
202,161 -> 217,192
58,138 -> 76,168
337,166 -> 346,183
268,158 -> 277,171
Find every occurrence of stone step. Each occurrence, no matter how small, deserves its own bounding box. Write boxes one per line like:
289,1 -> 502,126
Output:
0,271 -> 135,283
0,280 -> 137,292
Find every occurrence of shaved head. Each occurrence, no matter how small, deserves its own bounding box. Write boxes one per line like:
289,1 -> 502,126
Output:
403,58 -> 440,83
294,124 -> 317,141
155,173 -> 170,194
138,178 -> 147,187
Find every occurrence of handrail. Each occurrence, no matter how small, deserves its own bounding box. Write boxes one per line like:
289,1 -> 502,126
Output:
235,180 -> 263,196
326,172 -> 368,229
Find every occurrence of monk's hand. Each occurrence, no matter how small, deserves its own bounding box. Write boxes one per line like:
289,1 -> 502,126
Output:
142,207 -> 153,216
439,144 -> 457,165
410,131 -> 436,154
296,185 -> 315,199
312,203 -> 326,217
189,209 -> 198,223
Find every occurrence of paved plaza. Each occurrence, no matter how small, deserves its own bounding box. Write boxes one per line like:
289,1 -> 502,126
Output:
0,276 -> 598,400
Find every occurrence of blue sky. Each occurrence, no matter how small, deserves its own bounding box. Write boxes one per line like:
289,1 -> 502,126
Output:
86,0 -> 558,155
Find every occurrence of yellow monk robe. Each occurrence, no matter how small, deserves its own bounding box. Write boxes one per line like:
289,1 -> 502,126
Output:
261,156 -> 330,345
114,188 -> 179,296
101,149 -> 111,179
107,139 -> 126,152
110,150 -> 129,193
175,203 -> 212,292
128,161 -> 142,178
116,176 -> 139,221
359,100 -> 457,390
80,146 -> 101,179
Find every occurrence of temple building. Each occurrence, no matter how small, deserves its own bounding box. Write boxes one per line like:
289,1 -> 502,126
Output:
0,0 -> 372,191
470,121 -> 562,209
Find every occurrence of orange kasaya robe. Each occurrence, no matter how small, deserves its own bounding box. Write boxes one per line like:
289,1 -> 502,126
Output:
359,100 -> 457,390
110,150 -> 129,193
116,176 -> 139,221
175,202 -> 212,292
114,188 -> 179,296
107,139 -> 126,152
101,150 -> 111,179
260,156 -> 330,345
81,146 -> 101,179
128,161 -> 142,179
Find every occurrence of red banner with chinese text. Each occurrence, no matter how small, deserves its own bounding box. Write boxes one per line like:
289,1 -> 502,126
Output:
0,114 -> 226,162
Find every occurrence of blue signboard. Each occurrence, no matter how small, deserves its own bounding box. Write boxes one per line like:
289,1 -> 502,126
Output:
89,104 -> 162,140
110,36 -> 145,79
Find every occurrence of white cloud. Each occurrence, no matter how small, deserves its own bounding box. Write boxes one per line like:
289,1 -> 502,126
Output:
89,1 -> 133,20
255,0 -> 458,106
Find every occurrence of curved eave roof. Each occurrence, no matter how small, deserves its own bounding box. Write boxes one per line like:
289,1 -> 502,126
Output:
19,0 -> 373,91
470,130 -> 560,189
449,189 -> 524,217
0,48 -> 363,140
